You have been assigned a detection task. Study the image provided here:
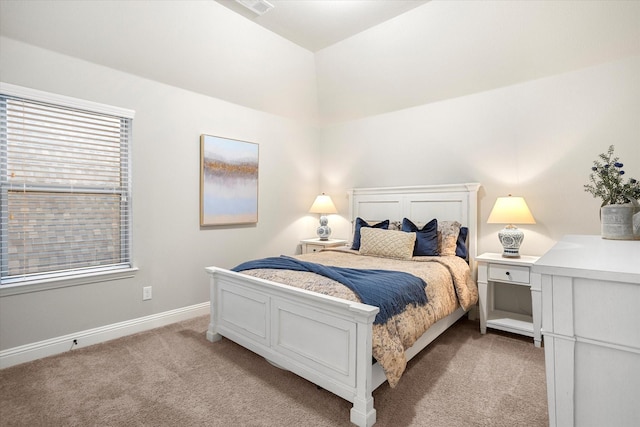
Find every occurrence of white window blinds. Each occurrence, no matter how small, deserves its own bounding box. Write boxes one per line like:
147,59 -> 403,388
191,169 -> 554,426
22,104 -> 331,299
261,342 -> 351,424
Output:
0,87 -> 133,285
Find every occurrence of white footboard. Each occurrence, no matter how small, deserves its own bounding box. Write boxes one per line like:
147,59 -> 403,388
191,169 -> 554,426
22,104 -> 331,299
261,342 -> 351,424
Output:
205,266 -> 380,427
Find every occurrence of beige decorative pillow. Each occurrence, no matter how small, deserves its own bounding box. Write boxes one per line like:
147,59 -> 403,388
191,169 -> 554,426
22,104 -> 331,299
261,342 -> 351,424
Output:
438,220 -> 461,256
359,227 -> 416,260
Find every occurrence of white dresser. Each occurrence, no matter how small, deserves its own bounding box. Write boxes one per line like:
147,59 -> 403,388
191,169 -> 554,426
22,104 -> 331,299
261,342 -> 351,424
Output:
532,235 -> 640,427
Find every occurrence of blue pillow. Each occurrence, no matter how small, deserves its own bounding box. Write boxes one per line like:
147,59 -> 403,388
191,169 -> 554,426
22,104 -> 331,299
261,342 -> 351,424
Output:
351,217 -> 389,250
401,218 -> 438,256
456,226 -> 469,259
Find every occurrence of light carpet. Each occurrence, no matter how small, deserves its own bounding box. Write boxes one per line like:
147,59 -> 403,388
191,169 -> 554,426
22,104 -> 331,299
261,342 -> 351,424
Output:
0,316 -> 548,426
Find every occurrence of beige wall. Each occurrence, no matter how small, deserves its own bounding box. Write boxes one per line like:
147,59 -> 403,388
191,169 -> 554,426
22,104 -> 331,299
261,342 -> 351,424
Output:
0,37 -> 320,350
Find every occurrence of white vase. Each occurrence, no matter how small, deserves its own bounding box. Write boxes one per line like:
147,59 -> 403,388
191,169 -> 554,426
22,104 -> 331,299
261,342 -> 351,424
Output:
600,203 -> 640,240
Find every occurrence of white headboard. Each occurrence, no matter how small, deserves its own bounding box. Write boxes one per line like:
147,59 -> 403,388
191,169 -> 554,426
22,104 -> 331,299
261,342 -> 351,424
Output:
348,183 -> 481,274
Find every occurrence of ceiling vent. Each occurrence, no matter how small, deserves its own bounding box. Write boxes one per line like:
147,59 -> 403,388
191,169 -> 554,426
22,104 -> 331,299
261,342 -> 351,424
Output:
235,0 -> 274,16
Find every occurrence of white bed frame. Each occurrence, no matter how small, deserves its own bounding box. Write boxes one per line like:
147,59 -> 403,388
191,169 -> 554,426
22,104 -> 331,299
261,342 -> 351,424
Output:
205,183 -> 480,427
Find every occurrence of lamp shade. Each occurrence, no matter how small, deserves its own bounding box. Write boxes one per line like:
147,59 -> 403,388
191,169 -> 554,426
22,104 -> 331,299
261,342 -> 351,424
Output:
309,194 -> 337,214
487,196 -> 535,225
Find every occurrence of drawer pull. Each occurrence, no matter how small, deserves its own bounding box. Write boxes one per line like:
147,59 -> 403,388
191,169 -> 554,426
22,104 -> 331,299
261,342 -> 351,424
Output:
488,264 -> 529,284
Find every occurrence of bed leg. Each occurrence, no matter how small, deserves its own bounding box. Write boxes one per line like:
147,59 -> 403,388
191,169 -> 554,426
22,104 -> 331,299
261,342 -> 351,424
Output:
206,329 -> 222,342
351,318 -> 377,426
350,398 -> 376,427
207,275 -> 222,343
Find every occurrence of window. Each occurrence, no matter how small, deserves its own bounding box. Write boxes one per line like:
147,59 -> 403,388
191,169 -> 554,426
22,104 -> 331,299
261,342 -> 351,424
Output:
0,83 -> 134,289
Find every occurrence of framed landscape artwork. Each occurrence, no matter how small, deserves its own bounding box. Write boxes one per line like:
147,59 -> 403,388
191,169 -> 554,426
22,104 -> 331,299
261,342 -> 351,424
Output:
200,134 -> 259,226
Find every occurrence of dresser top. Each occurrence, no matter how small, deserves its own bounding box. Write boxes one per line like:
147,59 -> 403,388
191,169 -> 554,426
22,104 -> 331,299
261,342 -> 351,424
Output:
532,235 -> 640,283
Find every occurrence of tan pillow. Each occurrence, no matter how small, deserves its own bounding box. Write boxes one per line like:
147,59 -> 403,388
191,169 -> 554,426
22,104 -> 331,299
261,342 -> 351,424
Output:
359,227 -> 416,260
438,220 -> 461,256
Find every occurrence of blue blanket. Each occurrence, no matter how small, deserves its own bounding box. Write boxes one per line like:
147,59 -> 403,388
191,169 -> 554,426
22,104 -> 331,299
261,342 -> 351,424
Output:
232,256 -> 428,325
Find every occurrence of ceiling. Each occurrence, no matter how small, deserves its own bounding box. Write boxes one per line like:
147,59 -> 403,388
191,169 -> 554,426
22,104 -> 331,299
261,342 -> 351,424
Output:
215,0 -> 429,52
2,1 -> 638,124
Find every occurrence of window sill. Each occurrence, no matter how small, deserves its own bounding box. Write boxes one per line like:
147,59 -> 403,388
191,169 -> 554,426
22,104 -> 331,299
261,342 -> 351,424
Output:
0,267 -> 139,297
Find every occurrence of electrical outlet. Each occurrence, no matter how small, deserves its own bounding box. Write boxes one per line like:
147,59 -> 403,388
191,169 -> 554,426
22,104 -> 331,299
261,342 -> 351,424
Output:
142,286 -> 152,301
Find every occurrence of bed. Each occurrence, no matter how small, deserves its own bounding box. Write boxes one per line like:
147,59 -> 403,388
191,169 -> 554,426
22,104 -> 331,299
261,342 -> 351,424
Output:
205,183 -> 480,426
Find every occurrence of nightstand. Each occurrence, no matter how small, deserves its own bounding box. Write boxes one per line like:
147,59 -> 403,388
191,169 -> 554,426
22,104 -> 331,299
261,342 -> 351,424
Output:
300,238 -> 347,254
477,253 -> 541,347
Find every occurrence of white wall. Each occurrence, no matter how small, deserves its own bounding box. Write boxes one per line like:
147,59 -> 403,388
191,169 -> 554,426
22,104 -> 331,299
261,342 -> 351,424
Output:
316,1 -> 640,257
0,37 -> 320,350
1,0 -> 639,353
320,55 -> 640,256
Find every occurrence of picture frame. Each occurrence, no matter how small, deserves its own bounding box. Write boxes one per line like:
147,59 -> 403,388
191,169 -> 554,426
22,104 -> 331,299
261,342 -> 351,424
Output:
200,134 -> 259,226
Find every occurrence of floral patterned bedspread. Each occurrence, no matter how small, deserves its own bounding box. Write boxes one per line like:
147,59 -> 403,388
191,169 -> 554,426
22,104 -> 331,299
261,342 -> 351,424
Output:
236,248 -> 477,387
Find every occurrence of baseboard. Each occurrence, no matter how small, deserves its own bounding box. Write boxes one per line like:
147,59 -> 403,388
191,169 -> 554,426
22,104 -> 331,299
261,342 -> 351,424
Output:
0,302 -> 210,369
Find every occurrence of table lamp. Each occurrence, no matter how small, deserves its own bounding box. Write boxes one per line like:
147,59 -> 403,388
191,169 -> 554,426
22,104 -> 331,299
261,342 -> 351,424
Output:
309,193 -> 338,241
487,195 -> 536,258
